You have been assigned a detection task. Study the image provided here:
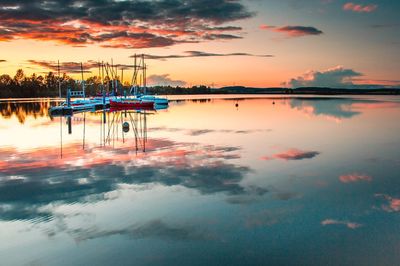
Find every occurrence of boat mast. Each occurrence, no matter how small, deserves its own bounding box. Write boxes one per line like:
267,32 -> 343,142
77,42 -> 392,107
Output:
142,54 -> 146,95
57,60 -> 61,98
80,62 -> 85,99
134,54 -> 138,95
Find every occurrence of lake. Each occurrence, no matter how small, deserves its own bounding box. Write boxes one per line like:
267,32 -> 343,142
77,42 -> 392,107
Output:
0,95 -> 399,265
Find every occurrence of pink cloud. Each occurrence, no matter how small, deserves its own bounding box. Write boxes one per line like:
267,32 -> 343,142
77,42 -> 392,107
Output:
339,173 -> 372,183
322,219 -> 362,229
343,2 -> 378,13
261,149 -> 320,161
260,24 -> 323,37
375,194 -> 400,212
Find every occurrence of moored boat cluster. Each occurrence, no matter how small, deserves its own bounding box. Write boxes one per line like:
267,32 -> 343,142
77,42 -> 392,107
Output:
49,55 -> 169,116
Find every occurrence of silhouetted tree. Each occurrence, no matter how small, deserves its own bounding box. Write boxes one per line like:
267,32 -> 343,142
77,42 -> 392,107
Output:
14,69 -> 25,86
0,67 -> 214,97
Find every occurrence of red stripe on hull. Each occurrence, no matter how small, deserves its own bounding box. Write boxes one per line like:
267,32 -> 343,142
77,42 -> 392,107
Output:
109,100 -> 154,110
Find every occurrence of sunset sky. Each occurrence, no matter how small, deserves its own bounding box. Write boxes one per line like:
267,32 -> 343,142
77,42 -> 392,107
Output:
0,0 -> 399,88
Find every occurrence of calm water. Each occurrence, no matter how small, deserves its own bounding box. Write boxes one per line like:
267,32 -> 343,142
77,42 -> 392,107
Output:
0,95 -> 400,265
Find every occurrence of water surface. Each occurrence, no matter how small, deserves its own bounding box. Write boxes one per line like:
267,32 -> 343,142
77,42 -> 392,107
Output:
1,95 -> 399,265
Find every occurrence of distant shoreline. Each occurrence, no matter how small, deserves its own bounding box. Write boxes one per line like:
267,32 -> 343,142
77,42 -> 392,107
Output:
212,86 -> 400,95
0,86 -> 398,100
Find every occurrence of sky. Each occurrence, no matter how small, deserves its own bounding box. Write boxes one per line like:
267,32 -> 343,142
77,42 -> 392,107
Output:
0,0 -> 399,88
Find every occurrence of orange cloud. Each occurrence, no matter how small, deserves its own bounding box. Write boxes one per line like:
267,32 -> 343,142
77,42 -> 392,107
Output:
339,173 -> 372,183
343,2 -> 378,13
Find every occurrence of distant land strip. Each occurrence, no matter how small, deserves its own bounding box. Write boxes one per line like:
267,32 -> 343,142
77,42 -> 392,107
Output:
214,86 -> 400,95
0,85 -> 399,98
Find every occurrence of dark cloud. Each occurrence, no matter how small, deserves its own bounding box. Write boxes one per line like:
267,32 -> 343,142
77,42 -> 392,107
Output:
285,66 -> 400,89
0,60 -> 6,63
0,0 -> 253,48
284,66 -> 362,88
202,26 -> 243,31
260,24 -> 323,37
27,60 -> 135,73
99,32 -> 181,48
142,50 -> 274,60
203,33 -> 242,40
27,60 -> 98,73
188,129 -> 215,136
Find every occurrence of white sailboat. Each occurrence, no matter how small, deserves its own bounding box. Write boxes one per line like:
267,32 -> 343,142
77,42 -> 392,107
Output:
130,54 -> 169,106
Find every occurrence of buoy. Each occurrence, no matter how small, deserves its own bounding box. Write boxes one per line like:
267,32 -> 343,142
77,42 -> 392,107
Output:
122,122 -> 129,132
235,103 -> 239,107
272,101 -> 275,105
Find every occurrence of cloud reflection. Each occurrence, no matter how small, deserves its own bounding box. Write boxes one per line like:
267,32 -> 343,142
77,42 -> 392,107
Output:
71,219 -> 217,242
288,98 -> 400,121
289,98 -> 361,120
245,208 -> 292,228
261,149 -> 320,161
375,194 -> 400,212
321,219 -> 362,229
150,126 -> 270,136
339,173 -> 372,183
0,138 -> 261,221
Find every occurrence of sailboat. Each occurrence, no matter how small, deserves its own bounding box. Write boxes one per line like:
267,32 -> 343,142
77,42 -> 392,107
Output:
109,98 -> 154,110
130,54 -> 169,106
50,62 -> 100,115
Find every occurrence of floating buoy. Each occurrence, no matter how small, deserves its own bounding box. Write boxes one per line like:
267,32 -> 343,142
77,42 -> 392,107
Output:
122,122 -> 129,132
272,101 -> 275,105
235,103 -> 239,107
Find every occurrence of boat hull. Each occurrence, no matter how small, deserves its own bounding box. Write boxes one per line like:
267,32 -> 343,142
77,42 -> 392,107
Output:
109,100 -> 154,110
49,106 -> 73,116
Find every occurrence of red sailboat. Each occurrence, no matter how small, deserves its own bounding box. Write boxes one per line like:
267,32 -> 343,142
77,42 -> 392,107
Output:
109,99 -> 154,110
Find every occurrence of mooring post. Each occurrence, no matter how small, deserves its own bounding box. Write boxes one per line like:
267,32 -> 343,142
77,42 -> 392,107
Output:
67,117 -> 72,135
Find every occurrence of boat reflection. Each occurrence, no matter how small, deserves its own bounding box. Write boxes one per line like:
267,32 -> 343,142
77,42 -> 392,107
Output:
59,108 -> 154,158
102,109 -> 151,152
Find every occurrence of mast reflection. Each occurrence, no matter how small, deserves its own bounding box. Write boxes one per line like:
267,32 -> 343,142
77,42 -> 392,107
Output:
103,109 -> 151,152
58,108 -> 153,158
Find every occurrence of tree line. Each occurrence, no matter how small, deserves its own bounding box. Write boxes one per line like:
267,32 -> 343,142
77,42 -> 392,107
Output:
0,69 -> 212,98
